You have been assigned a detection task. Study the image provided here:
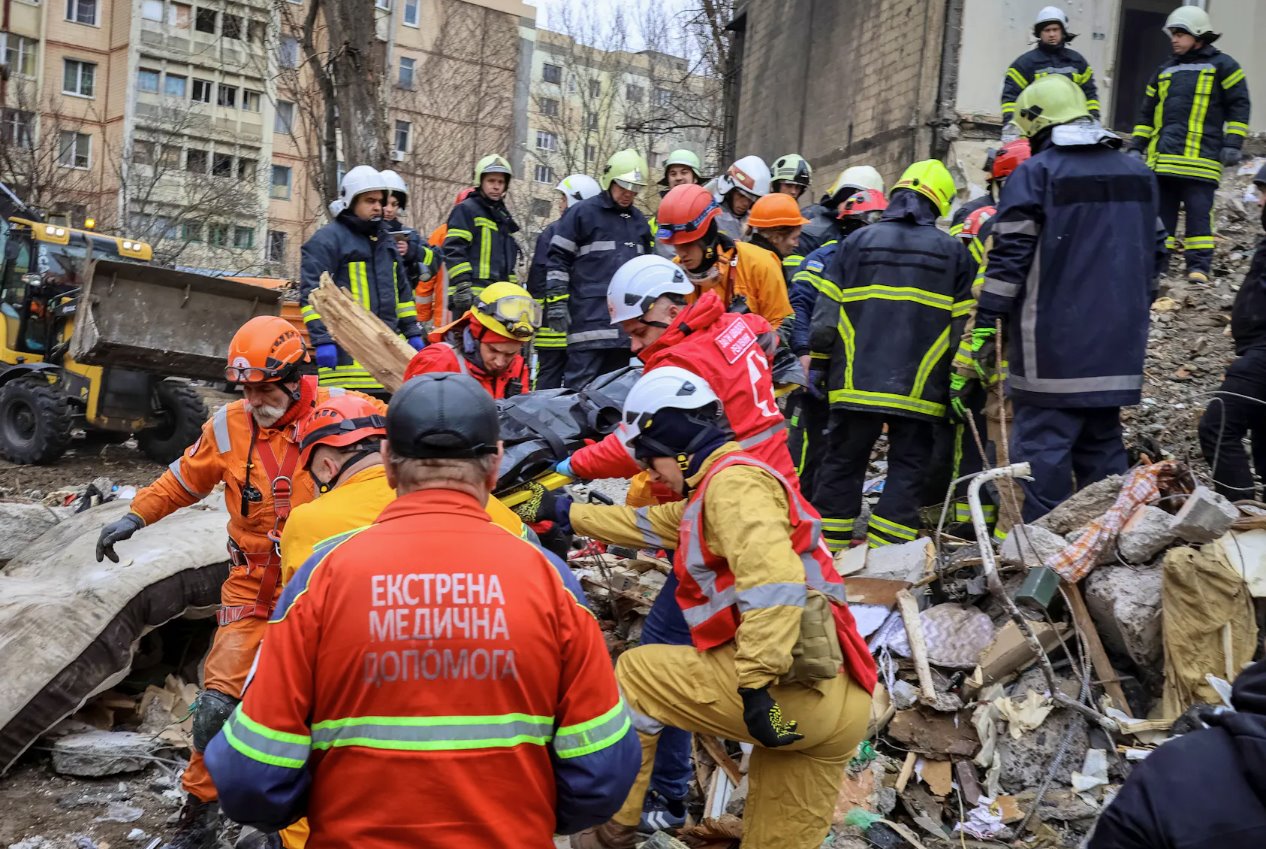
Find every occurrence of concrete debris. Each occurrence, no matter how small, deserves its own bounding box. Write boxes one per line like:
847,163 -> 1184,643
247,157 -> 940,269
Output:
0,501 -> 68,564
1170,486 -> 1239,543
857,539 -> 934,583
95,801 -> 144,823
50,731 -> 166,777
1083,565 -> 1164,672
997,672 -> 1091,794
999,524 -> 1067,567
126,830 -> 147,842
1033,475 -> 1124,534
1118,505 -> 1178,563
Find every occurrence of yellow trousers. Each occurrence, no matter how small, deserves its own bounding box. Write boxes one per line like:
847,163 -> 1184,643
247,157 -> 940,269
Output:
614,643 -> 871,849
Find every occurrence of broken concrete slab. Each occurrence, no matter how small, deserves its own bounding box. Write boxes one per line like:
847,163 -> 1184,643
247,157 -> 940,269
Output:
858,539 -> 934,583
997,670 -> 1091,793
1118,505 -> 1177,564
1171,486 -> 1238,543
999,525 -> 1067,567
0,501 -> 68,563
1083,565 -> 1164,671
50,731 -> 164,777
1033,475 -> 1124,534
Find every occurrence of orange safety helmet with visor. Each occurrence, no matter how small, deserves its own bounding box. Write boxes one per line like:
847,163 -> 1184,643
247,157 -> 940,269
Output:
225,315 -> 310,388
655,184 -> 721,246
295,394 -> 387,492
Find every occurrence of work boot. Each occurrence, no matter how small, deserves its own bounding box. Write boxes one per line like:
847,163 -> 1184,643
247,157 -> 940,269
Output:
1188,270 -> 1210,285
570,821 -> 640,849
162,795 -> 221,849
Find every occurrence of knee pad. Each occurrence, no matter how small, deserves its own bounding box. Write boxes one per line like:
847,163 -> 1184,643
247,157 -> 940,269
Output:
192,688 -> 240,751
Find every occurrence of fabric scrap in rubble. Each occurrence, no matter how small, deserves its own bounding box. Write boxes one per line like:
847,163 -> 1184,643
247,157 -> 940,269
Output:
954,796 -> 1008,839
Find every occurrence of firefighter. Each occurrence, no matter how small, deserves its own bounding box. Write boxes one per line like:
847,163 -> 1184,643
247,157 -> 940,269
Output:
786,188 -> 887,497
794,165 -> 885,263
527,174 -> 601,389
91,316 -> 381,849
948,139 -> 1029,238
652,149 -> 704,259
545,149 -> 654,389
404,281 -> 539,400
1129,6 -> 1250,285
770,153 -> 813,201
442,154 -> 522,317
979,75 -> 1165,522
747,192 -> 810,288
205,372 -> 640,846
419,188 -> 477,327
1199,165 -> 1266,500
300,166 -> 424,398
657,183 -> 792,329
1001,6 -> 1100,131
713,155 -> 771,242
520,367 -> 875,849
808,160 -> 975,551
381,169 -> 441,327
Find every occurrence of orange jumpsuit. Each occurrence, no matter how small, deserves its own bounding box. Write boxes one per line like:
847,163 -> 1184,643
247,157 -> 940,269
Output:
128,376 -> 382,802
683,241 -> 793,329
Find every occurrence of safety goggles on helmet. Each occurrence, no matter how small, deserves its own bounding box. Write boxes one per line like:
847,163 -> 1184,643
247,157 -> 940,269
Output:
477,294 -> 541,341
298,415 -> 386,459
656,200 -> 720,242
612,177 -> 647,192
225,361 -> 296,385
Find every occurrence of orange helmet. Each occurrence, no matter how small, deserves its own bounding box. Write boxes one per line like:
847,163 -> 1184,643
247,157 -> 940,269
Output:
747,193 -> 810,229
656,184 -> 719,245
295,394 -> 386,470
454,187 -> 475,205
960,205 -> 996,240
225,315 -> 309,384
992,139 -> 1031,182
837,188 -> 888,223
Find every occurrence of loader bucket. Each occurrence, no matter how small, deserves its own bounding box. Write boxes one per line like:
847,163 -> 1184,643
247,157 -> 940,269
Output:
70,259 -> 282,381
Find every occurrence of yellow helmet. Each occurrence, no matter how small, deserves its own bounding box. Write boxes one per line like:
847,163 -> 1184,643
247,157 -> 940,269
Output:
892,160 -> 956,218
1014,74 -> 1091,139
471,282 -> 540,342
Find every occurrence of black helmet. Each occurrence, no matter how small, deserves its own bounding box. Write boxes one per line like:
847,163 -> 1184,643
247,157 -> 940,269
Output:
387,373 -> 499,459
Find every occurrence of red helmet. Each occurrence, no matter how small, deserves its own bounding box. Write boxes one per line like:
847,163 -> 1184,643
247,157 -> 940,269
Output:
454,187 -> 475,205
656,184 -> 719,245
225,315 -> 309,384
836,188 -> 888,224
960,205 -> 997,240
295,394 -> 386,469
992,139 -> 1031,181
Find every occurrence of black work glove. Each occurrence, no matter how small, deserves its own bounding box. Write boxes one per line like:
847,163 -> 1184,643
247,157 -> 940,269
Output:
450,285 -> 473,318
739,686 -> 804,748
806,365 -> 827,401
544,298 -> 570,334
1222,147 -> 1243,167
96,513 -> 145,563
1125,147 -> 1145,162
511,482 -> 573,533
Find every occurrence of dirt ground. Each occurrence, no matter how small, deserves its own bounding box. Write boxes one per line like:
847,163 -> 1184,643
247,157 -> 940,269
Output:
0,441 -> 164,497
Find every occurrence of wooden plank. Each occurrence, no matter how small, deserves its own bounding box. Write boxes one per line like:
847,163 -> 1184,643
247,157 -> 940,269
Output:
698,735 -> 743,786
308,273 -> 415,393
1063,581 -> 1133,718
896,589 -> 937,703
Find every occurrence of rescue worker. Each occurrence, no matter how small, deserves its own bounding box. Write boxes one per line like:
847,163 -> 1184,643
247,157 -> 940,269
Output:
545,149 -> 654,389
794,165 -> 885,263
92,316 -> 380,849
300,166 -> 425,398
746,192 -> 810,287
404,281 -> 539,400
652,150 -> 704,260
786,188 -> 887,497
712,155 -> 771,242
808,160 -> 975,550
419,188 -> 477,327
1129,6 -> 1250,285
978,75 -> 1165,522
770,153 -> 813,201
521,367 -> 875,849
1000,6 -> 1100,131
442,154 -> 522,316
1199,165 -> 1266,500
527,174 -> 601,389
948,140 -> 1029,238
205,372 -> 640,846
381,169 -> 441,327
656,183 -> 792,329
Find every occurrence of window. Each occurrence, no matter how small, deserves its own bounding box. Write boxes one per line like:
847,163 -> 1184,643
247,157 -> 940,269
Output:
375,0 -> 390,8
588,79 -> 600,98
169,2 -> 191,27
159,144 -> 180,167
191,78 -> 212,103
164,73 -> 187,98
1,109 -> 33,149
403,0 -> 418,26
233,226 -> 254,249
270,165 -> 292,199
654,87 -> 671,106
63,59 -> 96,97
585,144 -> 596,164
242,90 -> 261,112
212,152 -> 232,177
208,223 -> 228,247
566,76 -> 577,94
625,84 -> 644,103
274,100 -> 294,133
185,147 -> 207,173
586,112 -> 598,131
394,120 -> 410,155
398,56 -> 414,88
221,12 -> 241,39
530,198 -> 551,219
540,97 -> 559,118
216,85 -> 237,108
279,35 -> 299,69
195,7 -> 216,33
535,130 -> 557,151
533,164 -> 554,184
542,63 -> 561,84
58,131 -> 91,168
248,19 -> 266,43
137,68 -> 160,93
267,230 -> 287,262
66,0 -> 97,25
133,140 -> 155,164
237,158 -> 256,182
142,0 -> 164,21
5,35 -> 37,78
183,221 -> 202,242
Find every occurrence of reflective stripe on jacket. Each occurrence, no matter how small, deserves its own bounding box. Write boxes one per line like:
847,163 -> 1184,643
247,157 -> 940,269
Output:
527,221 -> 566,350
442,194 -> 522,293
787,241 -> 839,357
1001,43 -> 1100,123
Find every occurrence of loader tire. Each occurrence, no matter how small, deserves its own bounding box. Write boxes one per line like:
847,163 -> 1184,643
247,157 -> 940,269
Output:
0,376 -> 73,465
138,381 -> 208,464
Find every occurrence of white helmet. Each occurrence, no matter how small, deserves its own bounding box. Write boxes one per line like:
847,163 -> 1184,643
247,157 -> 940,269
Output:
555,174 -> 601,208
1035,6 -> 1069,30
716,155 -> 771,201
827,165 -> 885,200
380,169 -> 409,205
1164,6 -> 1218,42
619,366 -> 723,457
329,165 -> 390,216
607,255 -> 693,325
